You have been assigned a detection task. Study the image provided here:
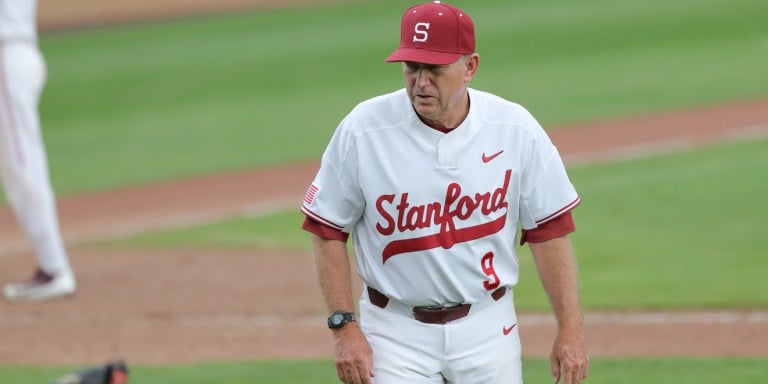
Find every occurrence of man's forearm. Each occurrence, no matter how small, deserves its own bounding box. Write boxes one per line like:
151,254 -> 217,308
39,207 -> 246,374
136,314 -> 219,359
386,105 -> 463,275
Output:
529,236 -> 584,332
312,235 -> 356,313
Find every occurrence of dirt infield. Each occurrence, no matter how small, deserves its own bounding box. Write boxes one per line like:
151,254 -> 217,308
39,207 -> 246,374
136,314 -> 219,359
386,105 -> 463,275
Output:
0,0 -> 766,366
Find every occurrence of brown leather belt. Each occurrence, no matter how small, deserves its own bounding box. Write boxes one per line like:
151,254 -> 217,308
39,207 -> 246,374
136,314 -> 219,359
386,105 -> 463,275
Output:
367,286 -> 507,324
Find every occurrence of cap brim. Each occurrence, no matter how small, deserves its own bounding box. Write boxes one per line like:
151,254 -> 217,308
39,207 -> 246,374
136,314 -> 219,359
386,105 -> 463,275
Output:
385,48 -> 462,65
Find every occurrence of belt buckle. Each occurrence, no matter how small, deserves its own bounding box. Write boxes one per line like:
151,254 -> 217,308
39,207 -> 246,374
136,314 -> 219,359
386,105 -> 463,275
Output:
420,302 -> 462,311
420,304 -> 447,311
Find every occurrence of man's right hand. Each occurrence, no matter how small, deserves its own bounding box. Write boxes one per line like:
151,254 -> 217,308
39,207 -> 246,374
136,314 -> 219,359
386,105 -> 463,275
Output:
332,323 -> 375,384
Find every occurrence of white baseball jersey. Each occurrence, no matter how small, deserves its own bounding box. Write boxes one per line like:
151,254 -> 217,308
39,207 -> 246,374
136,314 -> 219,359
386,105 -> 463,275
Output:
302,88 -> 578,306
0,0 -> 37,40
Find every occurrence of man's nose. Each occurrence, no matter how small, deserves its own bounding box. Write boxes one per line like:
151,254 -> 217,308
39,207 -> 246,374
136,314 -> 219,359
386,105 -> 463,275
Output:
415,69 -> 431,87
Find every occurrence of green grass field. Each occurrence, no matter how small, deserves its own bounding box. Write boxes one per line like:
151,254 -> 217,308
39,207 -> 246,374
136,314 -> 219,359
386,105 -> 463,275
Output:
6,357 -> 767,383
2,0 -> 767,381
517,137 -> 768,310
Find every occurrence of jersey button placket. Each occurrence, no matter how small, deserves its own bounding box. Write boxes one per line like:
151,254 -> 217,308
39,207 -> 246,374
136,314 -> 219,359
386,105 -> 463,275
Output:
436,133 -> 457,169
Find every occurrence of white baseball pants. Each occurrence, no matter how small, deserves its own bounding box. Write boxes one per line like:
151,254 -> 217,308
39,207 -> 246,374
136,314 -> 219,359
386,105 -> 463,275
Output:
0,40 -> 71,275
359,287 -> 523,383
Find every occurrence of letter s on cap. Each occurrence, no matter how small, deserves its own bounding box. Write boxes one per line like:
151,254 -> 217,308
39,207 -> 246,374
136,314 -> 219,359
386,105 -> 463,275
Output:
413,22 -> 430,42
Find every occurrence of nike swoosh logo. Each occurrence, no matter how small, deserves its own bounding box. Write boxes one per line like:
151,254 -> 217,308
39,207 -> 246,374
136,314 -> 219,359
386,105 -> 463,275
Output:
502,323 -> 517,335
482,150 -> 504,163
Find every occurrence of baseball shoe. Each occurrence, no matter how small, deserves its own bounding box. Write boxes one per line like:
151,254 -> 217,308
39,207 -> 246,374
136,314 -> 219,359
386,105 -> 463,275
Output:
3,268 -> 76,302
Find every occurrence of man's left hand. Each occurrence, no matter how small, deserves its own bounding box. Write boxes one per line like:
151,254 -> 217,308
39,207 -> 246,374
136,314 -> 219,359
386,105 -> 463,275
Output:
550,331 -> 589,384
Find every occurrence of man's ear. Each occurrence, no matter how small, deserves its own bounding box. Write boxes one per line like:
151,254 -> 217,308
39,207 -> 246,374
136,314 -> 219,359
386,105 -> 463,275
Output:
464,53 -> 480,80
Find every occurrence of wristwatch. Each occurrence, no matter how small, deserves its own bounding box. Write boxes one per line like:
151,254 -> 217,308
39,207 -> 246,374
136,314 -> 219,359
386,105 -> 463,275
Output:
327,311 -> 356,329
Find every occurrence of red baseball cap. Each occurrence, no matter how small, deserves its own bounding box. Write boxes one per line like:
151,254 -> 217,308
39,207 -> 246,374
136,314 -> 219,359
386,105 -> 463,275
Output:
386,1 -> 475,65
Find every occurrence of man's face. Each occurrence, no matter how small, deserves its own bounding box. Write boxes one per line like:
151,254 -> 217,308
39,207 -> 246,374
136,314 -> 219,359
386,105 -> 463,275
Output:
402,54 -> 478,126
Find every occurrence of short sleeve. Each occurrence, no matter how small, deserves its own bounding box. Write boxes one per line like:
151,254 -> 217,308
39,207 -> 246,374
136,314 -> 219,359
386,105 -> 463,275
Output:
300,115 -> 365,233
517,110 -> 579,230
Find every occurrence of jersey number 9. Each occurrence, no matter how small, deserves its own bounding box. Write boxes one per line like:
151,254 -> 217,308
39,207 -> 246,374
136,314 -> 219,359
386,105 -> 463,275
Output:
481,252 -> 500,290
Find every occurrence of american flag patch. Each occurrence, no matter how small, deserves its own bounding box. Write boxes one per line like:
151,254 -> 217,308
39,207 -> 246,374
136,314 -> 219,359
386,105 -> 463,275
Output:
304,184 -> 319,205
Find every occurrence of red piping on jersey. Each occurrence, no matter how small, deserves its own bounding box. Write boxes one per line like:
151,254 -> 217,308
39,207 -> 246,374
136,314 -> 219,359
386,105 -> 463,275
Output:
382,213 -> 507,264
535,197 -> 580,225
300,206 -> 344,231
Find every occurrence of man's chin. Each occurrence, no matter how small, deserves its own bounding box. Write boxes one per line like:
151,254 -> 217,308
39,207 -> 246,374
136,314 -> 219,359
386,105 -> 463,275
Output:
413,103 -> 438,118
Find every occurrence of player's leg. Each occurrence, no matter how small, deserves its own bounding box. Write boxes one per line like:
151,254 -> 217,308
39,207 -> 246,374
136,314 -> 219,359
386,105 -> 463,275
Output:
358,296 -> 445,384
0,42 -> 75,301
442,289 -> 523,384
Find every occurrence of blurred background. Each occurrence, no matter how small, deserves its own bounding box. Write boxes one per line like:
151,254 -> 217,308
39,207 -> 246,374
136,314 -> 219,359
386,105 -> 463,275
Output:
0,0 -> 766,382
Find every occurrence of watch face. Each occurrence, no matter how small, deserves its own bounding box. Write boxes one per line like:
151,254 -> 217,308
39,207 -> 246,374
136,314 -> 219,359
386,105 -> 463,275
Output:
328,311 -> 353,329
